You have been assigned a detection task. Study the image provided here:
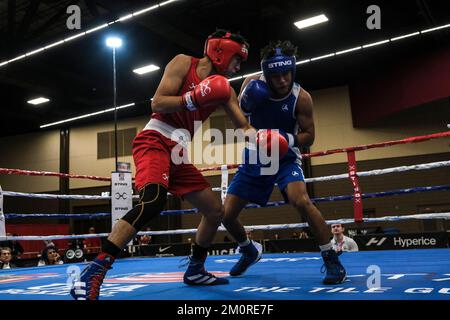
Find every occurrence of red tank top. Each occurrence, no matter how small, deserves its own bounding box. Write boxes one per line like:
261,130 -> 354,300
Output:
151,57 -> 219,137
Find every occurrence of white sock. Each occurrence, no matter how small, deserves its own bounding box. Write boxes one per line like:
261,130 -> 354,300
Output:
319,242 -> 333,252
238,238 -> 251,247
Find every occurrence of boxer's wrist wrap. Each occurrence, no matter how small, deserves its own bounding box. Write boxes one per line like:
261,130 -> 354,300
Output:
182,92 -> 197,111
286,133 -> 295,147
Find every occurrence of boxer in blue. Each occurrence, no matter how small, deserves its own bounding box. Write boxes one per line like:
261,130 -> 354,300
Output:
224,41 -> 346,284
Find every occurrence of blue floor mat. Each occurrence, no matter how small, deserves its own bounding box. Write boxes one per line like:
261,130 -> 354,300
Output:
1,248 -> 449,300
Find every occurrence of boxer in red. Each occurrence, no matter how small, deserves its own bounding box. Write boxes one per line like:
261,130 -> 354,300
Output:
71,30 -> 252,300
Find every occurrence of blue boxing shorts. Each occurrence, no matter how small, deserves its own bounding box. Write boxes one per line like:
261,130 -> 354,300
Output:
227,160 -> 305,206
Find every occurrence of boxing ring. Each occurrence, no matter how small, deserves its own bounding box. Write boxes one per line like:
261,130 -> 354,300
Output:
1,131 -> 450,300
0,249 -> 450,300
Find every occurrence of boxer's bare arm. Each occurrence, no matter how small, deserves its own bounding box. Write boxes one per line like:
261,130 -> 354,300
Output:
151,54 -> 191,113
293,88 -> 315,147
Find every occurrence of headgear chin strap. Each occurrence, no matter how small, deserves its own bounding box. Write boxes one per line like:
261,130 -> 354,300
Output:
261,47 -> 296,96
204,32 -> 249,76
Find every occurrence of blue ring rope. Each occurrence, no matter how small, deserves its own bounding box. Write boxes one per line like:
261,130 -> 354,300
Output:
4,184 -> 450,219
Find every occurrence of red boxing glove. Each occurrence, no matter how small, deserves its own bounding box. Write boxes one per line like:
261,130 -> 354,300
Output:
256,129 -> 289,159
182,75 -> 231,111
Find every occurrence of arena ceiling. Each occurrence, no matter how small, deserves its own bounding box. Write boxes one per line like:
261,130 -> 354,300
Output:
1,0 -> 449,137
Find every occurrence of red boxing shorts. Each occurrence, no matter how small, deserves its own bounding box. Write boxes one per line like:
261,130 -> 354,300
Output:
132,130 -> 210,197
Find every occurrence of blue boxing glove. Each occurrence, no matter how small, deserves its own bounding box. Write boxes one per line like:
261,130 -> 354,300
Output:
239,80 -> 270,114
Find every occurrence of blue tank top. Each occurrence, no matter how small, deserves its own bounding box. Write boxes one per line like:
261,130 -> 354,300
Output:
241,79 -> 302,164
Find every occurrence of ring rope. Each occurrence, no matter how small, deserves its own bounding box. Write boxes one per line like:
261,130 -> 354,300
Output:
302,160 -> 450,184
3,184 -> 450,218
3,160 -> 449,200
311,184 -> 450,203
0,168 -> 111,181
4,213 -> 110,219
208,160 -> 450,191
200,131 -> 450,172
0,191 -> 140,200
1,131 -> 448,241
239,184 -> 450,210
163,184 -> 450,214
3,212 -> 450,241
303,131 -> 450,158
1,131 -> 449,177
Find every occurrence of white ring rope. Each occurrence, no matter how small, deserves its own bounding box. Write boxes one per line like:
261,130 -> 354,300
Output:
1,192 -> 110,200
304,160 -> 450,184
212,161 -> 450,190
3,212 -> 450,241
0,192 -> 141,200
3,160 -> 449,200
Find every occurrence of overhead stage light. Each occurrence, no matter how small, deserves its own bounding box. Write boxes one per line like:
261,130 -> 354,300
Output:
133,64 -> 160,75
294,14 -> 329,30
27,97 -> 50,105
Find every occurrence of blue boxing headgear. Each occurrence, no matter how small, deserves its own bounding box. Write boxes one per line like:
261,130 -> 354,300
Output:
261,47 -> 296,96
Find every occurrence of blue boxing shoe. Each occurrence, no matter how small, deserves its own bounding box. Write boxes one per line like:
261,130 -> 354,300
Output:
321,249 -> 347,285
70,253 -> 114,300
230,240 -> 263,276
183,257 -> 229,285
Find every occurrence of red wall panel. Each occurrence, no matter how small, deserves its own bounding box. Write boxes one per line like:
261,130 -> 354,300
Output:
350,44 -> 450,127
6,224 -> 69,255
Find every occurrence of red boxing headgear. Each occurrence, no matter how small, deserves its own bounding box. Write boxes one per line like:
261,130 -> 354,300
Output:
204,32 -> 248,75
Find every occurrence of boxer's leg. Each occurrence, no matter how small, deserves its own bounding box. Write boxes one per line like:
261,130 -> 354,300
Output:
182,188 -> 229,285
285,181 -> 346,285
223,194 -> 262,276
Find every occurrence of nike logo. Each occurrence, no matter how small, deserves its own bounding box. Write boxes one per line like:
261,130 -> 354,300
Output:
158,246 -> 171,253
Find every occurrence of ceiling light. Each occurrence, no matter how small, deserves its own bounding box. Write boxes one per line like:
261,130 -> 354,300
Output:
294,14 -> 328,30
40,103 -> 135,128
132,5 -> 159,17
25,48 -> 46,56
0,2 -> 181,69
133,64 -> 160,75
159,0 -> 182,7
116,14 -> 133,23
296,59 -> 311,65
8,55 -> 26,63
310,53 -> 335,61
106,37 -> 123,48
44,40 -> 64,49
390,32 -> 420,41
421,24 -> 450,33
362,39 -> 390,48
64,32 -> 86,43
86,24 -> 108,34
243,71 -> 263,78
228,76 -> 243,82
27,97 -> 50,105
335,46 -> 362,55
